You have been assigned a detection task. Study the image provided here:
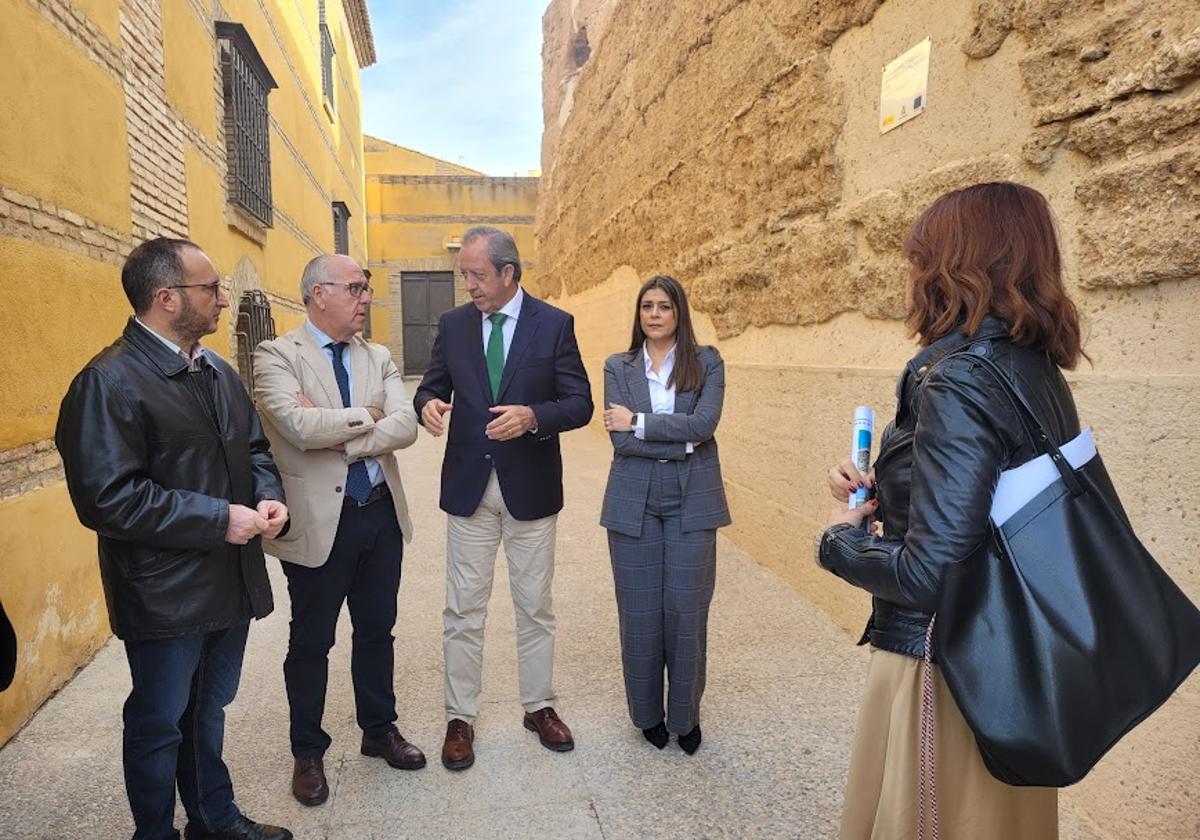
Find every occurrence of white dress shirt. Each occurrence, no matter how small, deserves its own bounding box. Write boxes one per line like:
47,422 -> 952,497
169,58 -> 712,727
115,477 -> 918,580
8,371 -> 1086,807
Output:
481,285 -> 525,360
480,286 -> 539,434
634,343 -> 694,454
305,321 -> 383,488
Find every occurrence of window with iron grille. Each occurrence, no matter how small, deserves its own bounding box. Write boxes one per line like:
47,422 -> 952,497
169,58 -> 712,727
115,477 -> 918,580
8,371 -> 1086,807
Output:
234,290 -> 277,397
332,201 -> 350,255
217,23 -> 278,228
320,22 -> 336,112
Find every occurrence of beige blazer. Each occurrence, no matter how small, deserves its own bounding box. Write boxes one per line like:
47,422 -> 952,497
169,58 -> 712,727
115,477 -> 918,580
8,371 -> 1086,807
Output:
254,324 -> 417,568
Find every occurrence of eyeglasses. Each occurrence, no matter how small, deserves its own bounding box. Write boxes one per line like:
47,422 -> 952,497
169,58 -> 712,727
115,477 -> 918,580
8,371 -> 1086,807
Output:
317,281 -> 373,299
168,281 -> 223,296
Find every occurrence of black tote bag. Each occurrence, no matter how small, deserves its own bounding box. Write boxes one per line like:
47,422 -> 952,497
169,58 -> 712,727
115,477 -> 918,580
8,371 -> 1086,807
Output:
932,350 -> 1200,787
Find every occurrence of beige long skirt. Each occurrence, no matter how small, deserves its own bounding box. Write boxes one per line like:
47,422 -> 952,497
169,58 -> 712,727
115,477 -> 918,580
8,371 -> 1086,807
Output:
838,648 -> 1058,840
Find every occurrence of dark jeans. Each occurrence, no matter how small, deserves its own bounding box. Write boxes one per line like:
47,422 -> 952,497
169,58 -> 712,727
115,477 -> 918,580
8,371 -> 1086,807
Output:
123,623 -> 248,840
282,495 -> 403,757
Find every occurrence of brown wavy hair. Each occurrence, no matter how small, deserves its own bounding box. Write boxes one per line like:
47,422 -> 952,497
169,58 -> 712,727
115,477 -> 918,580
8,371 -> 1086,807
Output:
627,275 -> 705,392
903,182 -> 1086,368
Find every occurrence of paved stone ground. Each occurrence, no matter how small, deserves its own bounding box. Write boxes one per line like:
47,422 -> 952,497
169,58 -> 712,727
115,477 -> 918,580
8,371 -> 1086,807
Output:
0,428 -> 1098,839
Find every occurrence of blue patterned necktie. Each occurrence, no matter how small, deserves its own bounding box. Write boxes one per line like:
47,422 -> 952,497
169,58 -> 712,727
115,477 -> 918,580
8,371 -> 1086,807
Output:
328,342 -> 372,503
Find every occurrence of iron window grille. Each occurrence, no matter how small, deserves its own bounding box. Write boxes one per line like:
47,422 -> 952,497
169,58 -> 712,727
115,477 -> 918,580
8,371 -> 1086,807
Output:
217,22 -> 278,227
320,22 -> 336,111
235,290 -> 277,397
332,201 -> 351,255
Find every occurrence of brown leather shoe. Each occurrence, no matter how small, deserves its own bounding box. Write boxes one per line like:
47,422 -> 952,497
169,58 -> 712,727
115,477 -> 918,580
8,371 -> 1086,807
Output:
291,756 -> 328,807
441,719 -> 475,771
361,727 -> 427,770
523,707 -> 575,752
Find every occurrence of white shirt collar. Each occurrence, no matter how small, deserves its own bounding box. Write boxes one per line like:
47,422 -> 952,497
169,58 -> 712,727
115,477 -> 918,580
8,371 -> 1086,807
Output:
484,286 -> 525,323
134,317 -> 205,364
642,342 -> 677,374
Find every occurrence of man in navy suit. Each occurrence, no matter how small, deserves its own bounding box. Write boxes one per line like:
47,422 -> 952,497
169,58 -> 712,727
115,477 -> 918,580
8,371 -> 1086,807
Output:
414,227 -> 592,770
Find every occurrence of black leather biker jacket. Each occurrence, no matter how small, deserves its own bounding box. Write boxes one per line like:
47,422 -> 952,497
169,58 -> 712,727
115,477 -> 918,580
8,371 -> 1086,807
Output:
818,316 -> 1081,659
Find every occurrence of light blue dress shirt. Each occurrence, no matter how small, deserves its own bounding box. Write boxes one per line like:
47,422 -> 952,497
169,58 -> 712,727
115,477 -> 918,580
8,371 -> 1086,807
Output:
305,321 -> 383,487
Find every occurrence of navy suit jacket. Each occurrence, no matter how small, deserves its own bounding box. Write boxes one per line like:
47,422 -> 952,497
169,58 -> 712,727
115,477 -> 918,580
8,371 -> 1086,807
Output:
413,293 -> 593,520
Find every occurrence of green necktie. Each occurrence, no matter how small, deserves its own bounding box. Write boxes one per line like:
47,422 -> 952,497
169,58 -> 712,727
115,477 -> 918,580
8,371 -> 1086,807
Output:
486,312 -> 508,400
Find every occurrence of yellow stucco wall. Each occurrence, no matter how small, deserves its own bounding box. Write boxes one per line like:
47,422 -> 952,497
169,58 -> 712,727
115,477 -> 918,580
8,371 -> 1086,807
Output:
163,6 -> 218,146
367,219 -> 539,265
364,137 -> 482,176
0,0 -> 373,747
72,0 -> 122,44
0,0 -> 131,233
0,240 -> 128,451
371,179 -> 539,219
0,486 -> 107,747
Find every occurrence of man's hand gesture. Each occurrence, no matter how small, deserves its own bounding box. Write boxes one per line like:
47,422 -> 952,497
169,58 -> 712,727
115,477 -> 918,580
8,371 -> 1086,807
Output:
421,399 -> 453,436
225,504 -> 268,545
486,405 -> 537,441
256,499 -> 289,540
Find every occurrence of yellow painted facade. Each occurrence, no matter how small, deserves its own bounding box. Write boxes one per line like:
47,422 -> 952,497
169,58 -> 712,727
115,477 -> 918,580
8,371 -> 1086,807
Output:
0,0 -> 376,747
363,135 -> 539,373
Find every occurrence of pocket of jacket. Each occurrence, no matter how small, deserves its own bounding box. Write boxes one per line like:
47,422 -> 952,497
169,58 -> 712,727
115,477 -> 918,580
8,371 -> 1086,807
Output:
129,547 -> 197,579
271,471 -> 306,542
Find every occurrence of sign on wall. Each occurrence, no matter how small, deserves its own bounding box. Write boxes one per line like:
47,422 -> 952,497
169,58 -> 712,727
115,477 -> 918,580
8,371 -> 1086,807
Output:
880,37 -> 931,134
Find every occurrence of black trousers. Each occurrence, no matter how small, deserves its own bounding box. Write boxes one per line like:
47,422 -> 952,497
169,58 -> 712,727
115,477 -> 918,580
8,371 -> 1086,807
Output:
282,495 -> 403,758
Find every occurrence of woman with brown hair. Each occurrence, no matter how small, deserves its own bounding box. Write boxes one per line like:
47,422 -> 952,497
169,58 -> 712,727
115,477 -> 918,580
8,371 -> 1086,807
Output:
600,275 -> 731,754
818,182 -> 1083,838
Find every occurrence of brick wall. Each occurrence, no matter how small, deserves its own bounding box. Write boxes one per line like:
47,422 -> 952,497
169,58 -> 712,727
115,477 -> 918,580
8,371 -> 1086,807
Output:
120,0 -> 190,241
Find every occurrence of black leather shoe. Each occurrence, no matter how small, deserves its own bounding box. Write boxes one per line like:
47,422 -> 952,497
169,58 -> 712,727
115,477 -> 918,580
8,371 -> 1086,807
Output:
184,815 -> 293,840
678,725 -> 702,755
642,722 -> 668,749
361,726 -> 427,770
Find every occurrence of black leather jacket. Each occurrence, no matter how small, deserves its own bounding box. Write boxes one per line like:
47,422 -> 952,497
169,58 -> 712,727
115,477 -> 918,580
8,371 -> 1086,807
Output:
56,319 -> 285,640
818,316 -> 1081,658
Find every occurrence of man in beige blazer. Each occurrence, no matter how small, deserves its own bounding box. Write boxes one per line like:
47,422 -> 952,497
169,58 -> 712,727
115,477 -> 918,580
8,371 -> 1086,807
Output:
254,254 -> 424,808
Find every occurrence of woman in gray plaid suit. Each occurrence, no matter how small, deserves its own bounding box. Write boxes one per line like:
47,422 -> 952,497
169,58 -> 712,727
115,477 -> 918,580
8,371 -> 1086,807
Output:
600,275 -> 731,754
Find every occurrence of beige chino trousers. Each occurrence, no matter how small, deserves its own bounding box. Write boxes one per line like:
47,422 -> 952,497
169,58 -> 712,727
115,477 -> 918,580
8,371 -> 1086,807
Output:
444,470 -> 558,723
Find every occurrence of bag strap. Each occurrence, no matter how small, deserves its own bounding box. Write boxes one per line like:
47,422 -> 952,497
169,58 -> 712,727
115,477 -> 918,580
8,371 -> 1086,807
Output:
918,616 -> 940,840
940,348 -> 1083,497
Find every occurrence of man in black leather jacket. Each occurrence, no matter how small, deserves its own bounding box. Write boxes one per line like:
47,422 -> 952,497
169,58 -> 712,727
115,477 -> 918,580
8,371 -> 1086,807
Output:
56,238 -> 292,840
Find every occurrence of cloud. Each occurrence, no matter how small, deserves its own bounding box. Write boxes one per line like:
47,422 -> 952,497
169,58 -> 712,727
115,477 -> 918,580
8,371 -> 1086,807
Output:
362,0 -> 548,175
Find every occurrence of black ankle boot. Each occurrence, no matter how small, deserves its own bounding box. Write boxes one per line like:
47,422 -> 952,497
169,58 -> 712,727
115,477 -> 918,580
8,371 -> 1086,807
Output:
641,722 -> 668,749
678,725 -> 702,755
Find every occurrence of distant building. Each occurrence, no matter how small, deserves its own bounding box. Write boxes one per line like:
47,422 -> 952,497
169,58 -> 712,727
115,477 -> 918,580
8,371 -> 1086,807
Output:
364,136 -> 538,376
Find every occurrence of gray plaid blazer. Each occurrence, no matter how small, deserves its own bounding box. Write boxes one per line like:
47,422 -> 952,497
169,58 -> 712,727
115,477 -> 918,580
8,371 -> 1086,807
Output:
600,345 -> 732,538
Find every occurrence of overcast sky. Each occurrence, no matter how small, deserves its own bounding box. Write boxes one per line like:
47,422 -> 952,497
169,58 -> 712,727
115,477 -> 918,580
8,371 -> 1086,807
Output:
361,0 -> 549,175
